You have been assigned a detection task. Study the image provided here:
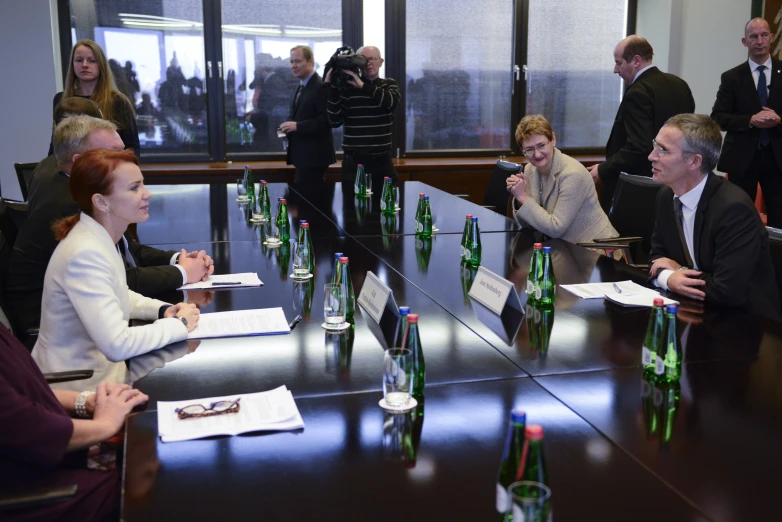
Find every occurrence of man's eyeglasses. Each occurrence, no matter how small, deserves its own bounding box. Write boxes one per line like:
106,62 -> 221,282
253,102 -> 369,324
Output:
175,398 -> 241,420
651,139 -> 695,157
522,141 -> 550,157
365,57 -> 381,63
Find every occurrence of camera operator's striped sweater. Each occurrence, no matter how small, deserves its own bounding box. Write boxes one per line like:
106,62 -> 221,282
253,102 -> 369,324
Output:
327,77 -> 400,154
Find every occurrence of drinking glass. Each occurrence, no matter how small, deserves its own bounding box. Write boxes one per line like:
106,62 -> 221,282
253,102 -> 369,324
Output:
236,179 -> 248,200
430,201 -> 440,231
507,481 -> 552,522
264,221 -> 281,244
323,283 -> 347,328
383,348 -> 414,408
251,195 -> 263,222
293,242 -> 311,278
394,186 -> 401,211
366,173 -> 373,195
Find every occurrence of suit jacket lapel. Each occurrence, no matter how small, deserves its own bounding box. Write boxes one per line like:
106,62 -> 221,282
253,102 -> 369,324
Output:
693,172 -> 719,265
741,61 -> 764,111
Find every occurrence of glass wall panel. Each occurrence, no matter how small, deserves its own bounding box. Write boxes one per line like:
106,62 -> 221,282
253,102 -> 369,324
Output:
69,0 -> 209,155
406,0 -> 513,151
221,0 -> 343,155
526,0 -> 626,148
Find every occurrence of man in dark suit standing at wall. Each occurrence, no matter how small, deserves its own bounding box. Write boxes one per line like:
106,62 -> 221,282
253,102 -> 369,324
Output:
711,18 -> 782,228
589,36 -> 695,212
647,113 -> 780,321
279,45 -> 335,184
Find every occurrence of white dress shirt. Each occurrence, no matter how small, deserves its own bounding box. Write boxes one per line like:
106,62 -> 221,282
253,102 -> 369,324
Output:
656,175 -> 708,290
632,64 -> 654,84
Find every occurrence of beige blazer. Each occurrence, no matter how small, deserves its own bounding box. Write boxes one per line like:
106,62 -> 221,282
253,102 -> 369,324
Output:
513,149 -> 618,243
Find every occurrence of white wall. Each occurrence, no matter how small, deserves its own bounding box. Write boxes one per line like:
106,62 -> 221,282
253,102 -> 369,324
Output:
0,0 -> 60,201
637,0 -> 752,115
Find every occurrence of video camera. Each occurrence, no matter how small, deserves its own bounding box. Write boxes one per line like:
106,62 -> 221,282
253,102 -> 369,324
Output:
324,46 -> 367,88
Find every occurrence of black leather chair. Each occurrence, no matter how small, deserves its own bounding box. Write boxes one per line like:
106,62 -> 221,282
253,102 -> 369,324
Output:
483,159 -> 522,217
13,162 -> 37,202
0,197 -> 28,247
581,172 -> 662,265
766,227 -> 782,305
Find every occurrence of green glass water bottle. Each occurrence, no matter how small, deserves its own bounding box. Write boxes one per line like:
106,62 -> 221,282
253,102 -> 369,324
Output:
354,164 -> 367,198
526,243 -> 543,304
642,298 -> 666,375
330,252 -> 344,284
260,180 -> 271,221
403,313 -> 425,400
246,166 -> 255,200
537,246 -> 555,305
460,214 -> 473,261
394,306 -> 411,347
517,425 -> 548,489
414,193 -> 425,233
418,196 -> 433,238
661,304 -> 682,382
298,222 -> 314,272
276,198 -> 290,242
242,165 -> 250,197
496,409 -> 527,521
465,216 -> 481,267
381,177 -> 395,216
334,257 -> 355,318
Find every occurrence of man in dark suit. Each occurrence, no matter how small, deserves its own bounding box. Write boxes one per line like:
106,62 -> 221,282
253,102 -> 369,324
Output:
589,36 -> 695,212
647,114 -> 780,321
4,115 -> 214,339
279,45 -> 335,184
711,18 -> 782,228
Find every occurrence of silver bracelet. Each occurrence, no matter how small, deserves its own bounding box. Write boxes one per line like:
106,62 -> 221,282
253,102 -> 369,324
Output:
75,390 -> 94,418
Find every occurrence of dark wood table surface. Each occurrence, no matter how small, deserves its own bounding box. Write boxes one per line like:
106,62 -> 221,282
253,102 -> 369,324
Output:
124,182 -> 781,522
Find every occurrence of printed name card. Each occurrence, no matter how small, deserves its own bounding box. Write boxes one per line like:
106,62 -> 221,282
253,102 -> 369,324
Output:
358,271 -> 393,324
468,266 -> 523,316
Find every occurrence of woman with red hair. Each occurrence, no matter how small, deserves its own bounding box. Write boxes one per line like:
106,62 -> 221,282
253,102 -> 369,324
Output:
32,149 -> 199,390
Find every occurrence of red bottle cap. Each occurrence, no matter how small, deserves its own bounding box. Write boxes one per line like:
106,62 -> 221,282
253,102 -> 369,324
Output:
419,193 -> 425,197
533,243 -> 543,249
466,214 -> 473,219
280,198 -> 287,203
339,257 -> 349,264
384,177 -> 390,180
653,298 -> 664,306
406,314 -> 419,323
525,425 -> 544,440
358,164 -> 364,167
261,181 -> 268,185
302,223 -> 309,228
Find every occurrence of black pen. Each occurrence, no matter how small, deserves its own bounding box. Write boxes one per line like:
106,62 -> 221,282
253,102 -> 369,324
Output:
211,282 -> 241,286
288,315 -> 303,331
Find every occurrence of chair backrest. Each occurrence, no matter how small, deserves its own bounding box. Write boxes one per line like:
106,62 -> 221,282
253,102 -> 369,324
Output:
766,227 -> 782,305
608,172 -> 662,263
0,231 -> 13,333
484,159 -> 521,217
13,162 -> 37,202
0,198 -> 28,247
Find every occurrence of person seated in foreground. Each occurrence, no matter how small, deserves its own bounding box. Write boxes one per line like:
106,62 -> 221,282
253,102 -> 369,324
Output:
0,324 -> 147,522
32,149 -> 200,391
5,115 -> 213,340
507,115 -> 619,244
648,113 -> 781,321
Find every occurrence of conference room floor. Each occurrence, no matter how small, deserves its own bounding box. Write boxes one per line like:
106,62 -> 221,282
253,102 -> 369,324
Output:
122,182 -> 782,522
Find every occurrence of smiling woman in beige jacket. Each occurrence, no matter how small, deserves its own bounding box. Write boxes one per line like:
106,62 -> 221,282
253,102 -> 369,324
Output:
507,115 -> 618,244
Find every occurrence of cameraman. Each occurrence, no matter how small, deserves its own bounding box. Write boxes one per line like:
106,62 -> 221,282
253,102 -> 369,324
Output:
326,46 -> 401,185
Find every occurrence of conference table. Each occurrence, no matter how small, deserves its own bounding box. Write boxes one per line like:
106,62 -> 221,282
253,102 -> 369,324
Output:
123,182 -> 782,522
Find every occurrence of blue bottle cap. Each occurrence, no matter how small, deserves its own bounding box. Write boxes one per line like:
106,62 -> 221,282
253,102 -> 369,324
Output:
334,252 -> 344,260
665,304 -> 679,313
471,217 -> 478,222
278,197 -> 283,201
260,179 -> 266,183
399,306 -> 410,315
424,196 -> 430,200
542,246 -> 552,253
300,220 -> 307,225
511,409 -> 526,423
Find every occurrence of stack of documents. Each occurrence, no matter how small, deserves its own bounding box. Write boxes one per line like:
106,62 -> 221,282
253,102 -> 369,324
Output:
178,273 -> 263,290
560,280 -> 679,307
188,307 -> 290,339
157,385 -> 305,443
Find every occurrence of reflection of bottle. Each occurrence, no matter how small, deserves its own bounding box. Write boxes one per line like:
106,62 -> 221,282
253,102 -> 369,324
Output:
657,379 -> 680,448
380,214 -> 395,251
538,246 -> 555,305
460,262 -> 478,303
537,304 -> 554,357
465,216 -> 481,267
277,240 -> 290,280
293,278 -> 314,318
354,164 -> 367,197
415,235 -> 432,271
394,306 -> 411,347
409,395 -> 425,467
496,409 -> 526,520
333,257 -> 355,318
526,243 -> 543,304
640,372 -> 660,439
460,214 -> 473,261
526,304 -> 540,351
276,198 -> 290,241
354,196 -> 367,224
383,410 -> 416,466
403,314 -> 425,400
642,298 -> 665,375
661,304 -> 681,382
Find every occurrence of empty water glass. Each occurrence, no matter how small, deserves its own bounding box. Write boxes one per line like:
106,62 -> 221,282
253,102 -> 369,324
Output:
236,178 -> 248,200
430,201 -> 439,231
293,242 -> 311,278
366,174 -> 373,195
264,221 -> 280,244
394,186 -> 401,211
507,481 -> 552,522
383,348 -> 414,408
323,283 -> 347,328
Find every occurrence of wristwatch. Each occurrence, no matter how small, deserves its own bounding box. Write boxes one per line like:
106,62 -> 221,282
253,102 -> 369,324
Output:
175,315 -> 188,328
75,390 -> 94,418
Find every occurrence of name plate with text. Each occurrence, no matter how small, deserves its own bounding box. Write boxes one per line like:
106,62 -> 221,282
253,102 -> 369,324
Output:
468,266 -> 523,316
358,271 -> 394,324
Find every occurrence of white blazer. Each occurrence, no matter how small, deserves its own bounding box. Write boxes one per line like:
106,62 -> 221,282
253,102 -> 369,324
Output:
32,213 -> 187,391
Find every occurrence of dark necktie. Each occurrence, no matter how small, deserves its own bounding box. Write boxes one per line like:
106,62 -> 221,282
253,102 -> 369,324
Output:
673,197 -> 693,268
294,83 -> 303,108
757,65 -> 770,147
117,236 -> 137,268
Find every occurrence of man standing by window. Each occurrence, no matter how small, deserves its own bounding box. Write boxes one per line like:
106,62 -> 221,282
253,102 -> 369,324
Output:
326,46 -> 401,187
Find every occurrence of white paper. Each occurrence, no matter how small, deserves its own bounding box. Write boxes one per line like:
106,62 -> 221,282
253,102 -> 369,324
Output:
560,280 -> 657,299
157,385 -> 305,443
178,272 -> 263,290
187,307 -> 290,339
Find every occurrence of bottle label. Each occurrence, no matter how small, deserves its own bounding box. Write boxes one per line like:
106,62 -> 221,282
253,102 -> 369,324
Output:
416,222 -> 423,233
459,245 -> 466,258
496,483 -> 510,514
380,200 -> 386,210
641,346 -> 653,366
664,351 -> 678,368
464,249 -> 471,261
655,355 -> 665,375
526,279 -> 534,294
535,286 -> 542,300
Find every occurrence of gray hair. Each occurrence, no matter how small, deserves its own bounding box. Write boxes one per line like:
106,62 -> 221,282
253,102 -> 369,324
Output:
357,46 -> 382,59
53,115 -> 117,165
663,113 -> 722,173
